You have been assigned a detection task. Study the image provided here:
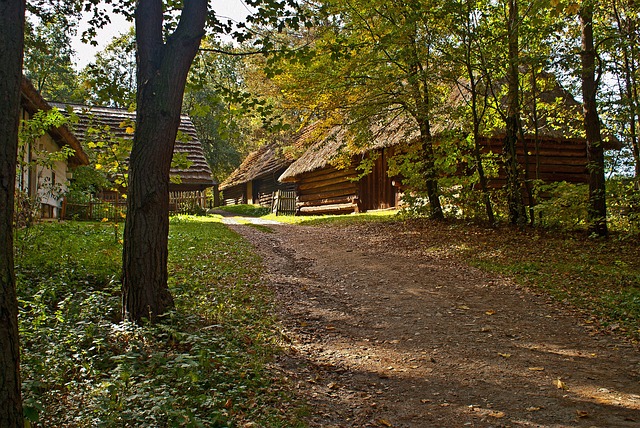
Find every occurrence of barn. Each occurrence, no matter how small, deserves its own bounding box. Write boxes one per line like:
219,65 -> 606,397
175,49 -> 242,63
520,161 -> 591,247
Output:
279,77 -> 621,215
220,143 -> 295,207
278,122 -> 409,215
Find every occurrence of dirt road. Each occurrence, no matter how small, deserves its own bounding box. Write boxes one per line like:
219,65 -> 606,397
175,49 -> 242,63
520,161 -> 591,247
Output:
226,218 -> 640,427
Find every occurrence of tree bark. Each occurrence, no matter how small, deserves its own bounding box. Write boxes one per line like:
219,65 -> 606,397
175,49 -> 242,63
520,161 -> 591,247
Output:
122,0 -> 208,323
504,0 -> 527,226
0,0 -> 25,425
579,1 -> 608,237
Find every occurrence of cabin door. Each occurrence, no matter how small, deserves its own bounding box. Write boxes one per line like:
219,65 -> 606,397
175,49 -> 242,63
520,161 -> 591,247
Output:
358,148 -> 396,211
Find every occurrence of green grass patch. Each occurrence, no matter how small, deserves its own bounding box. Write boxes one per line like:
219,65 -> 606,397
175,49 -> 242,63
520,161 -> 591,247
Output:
16,217 -> 305,427
216,204 -> 271,217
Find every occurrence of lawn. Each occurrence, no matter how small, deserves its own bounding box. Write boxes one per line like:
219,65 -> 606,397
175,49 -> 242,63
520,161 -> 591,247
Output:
15,216 -> 305,427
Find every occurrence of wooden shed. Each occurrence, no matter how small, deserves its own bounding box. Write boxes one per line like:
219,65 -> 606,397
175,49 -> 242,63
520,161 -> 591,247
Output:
220,143 -> 295,207
278,122 -> 409,215
444,75 -> 621,188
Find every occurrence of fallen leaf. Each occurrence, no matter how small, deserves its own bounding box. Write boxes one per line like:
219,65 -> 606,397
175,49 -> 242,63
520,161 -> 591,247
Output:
488,410 -> 506,418
498,353 -> 512,358
576,410 -> 589,418
528,367 -> 545,371
224,398 -> 233,409
526,406 -> 541,412
554,378 -> 567,390
377,418 -> 393,427
485,310 -> 496,315
458,305 -> 471,310
325,325 -> 336,330
327,382 -> 337,389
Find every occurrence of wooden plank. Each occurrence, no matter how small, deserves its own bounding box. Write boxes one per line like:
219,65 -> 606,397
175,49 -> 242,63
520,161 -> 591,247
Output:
298,202 -> 358,215
298,174 -> 360,191
299,180 -> 358,195
298,187 -> 357,203
298,195 -> 357,207
301,167 -> 358,184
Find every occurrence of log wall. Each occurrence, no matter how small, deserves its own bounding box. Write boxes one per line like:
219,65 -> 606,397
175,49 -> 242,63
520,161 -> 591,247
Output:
222,185 -> 246,206
295,166 -> 359,215
481,137 -> 590,186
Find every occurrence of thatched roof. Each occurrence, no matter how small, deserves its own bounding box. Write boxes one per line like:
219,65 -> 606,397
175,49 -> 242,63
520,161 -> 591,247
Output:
279,118 -> 416,182
51,103 -> 215,190
219,143 -> 292,190
280,74 -> 620,182
21,78 -> 89,167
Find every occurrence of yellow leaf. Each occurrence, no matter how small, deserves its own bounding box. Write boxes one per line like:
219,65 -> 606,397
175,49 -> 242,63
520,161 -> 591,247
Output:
526,406 -> 541,412
488,411 -> 505,418
378,419 -> 393,427
498,353 -> 511,358
125,126 -> 135,134
95,164 -> 102,170
554,378 -> 567,390
528,367 -> 545,371
458,305 -> 470,310
101,218 -> 109,222
485,310 -> 496,315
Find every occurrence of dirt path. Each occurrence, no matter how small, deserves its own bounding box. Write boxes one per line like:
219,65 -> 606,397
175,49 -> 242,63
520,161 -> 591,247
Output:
226,219 -> 640,428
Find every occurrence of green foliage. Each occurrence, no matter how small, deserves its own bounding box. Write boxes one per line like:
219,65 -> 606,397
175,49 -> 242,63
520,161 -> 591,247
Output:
23,15 -> 84,102
80,28 -> 136,109
16,219 -> 304,427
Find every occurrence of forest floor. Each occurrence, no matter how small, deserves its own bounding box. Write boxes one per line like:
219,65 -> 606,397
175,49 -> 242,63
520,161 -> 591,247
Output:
222,214 -> 640,427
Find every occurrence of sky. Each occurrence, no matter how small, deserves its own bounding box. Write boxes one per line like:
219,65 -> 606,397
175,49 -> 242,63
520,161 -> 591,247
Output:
71,0 -> 254,70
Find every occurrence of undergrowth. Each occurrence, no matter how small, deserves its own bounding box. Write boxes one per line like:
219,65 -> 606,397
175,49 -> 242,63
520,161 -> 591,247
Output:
15,217 -> 304,427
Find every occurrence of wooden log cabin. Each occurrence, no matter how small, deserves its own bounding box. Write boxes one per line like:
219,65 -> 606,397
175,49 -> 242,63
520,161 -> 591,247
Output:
444,76 -> 622,190
220,143 -> 295,207
279,76 -> 621,216
278,124 -> 407,215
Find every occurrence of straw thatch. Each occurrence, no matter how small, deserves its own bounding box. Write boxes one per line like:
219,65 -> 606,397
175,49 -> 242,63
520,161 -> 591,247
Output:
279,117 -> 416,182
51,103 -> 215,191
219,143 -> 292,190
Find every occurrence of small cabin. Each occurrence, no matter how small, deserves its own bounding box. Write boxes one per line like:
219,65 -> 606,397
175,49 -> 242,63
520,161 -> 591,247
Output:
279,123 -> 407,215
220,143 -> 295,207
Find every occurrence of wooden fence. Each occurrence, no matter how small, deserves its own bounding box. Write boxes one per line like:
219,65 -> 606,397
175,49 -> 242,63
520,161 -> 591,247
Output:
271,190 -> 297,216
62,190 -> 211,221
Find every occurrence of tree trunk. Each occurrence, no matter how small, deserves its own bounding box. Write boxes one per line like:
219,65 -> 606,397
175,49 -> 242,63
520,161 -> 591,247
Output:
0,0 -> 25,425
419,129 -> 444,220
579,1 -> 608,237
122,0 -> 208,323
504,0 -> 527,226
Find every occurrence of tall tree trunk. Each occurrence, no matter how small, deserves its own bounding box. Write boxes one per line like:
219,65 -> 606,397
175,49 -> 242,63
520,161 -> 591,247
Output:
613,0 -> 640,185
0,0 -> 25,425
579,1 -> 608,237
504,0 -> 527,226
122,0 -> 208,323
418,124 -> 444,220
407,34 -> 444,220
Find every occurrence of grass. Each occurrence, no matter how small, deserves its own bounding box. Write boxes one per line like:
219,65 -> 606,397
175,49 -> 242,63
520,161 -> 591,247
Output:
215,204 -> 271,217
15,216 -> 305,427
